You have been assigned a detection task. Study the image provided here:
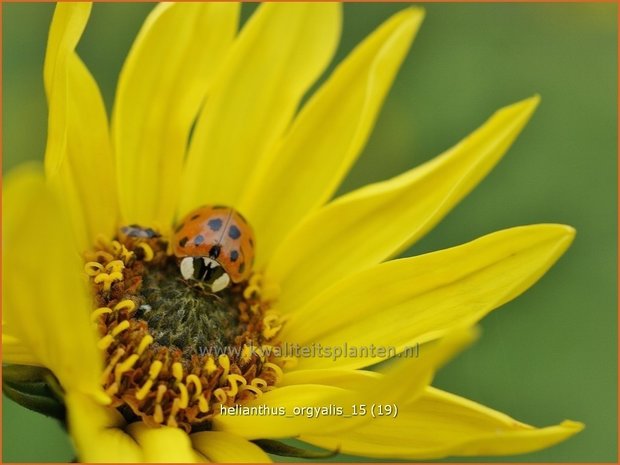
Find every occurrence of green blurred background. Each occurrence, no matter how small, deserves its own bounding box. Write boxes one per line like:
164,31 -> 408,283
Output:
2,2 -> 617,463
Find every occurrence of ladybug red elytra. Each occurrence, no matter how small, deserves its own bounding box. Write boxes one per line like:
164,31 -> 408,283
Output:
173,205 -> 255,292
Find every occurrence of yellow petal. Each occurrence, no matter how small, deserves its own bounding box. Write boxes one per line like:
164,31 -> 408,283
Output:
192,431 -> 272,463
180,3 -> 341,214
213,384 -> 366,439
2,333 -> 41,366
266,96 -> 540,309
282,368 -> 379,390
281,224 -> 574,370
2,165 -> 106,401
113,3 -> 239,229
240,8 -> 423,266
44,3 -> 117,251
66,391 -> 143,463
283,328 -> 476,417
301,387 -> 583,459
126,423 -> 197,463
43,2 -> 90,97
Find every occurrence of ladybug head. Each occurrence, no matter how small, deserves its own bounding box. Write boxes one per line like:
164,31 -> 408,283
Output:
179,256 -> 231,293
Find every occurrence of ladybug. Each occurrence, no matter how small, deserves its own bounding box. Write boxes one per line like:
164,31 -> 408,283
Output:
118,224 -> 163,261
173,205 -> 255,292
119,224 -> 160,240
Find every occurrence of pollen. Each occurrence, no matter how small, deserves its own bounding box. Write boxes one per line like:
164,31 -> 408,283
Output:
84,228 -> 283,433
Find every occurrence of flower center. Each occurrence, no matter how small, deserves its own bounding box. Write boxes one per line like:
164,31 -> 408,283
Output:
136,260 -> 242,358
84,231 -> 284,433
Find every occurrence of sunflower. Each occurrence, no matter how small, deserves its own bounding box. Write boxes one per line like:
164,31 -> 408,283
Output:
3,3 -> 583,463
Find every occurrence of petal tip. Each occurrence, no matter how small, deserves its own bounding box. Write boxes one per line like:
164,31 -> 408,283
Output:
534,224 -> 576,250
560,420 -> 585,432
399,6 -> 426,28
554,224 -> 577,243
505,94 -> 541,120
525,93 -> 541,105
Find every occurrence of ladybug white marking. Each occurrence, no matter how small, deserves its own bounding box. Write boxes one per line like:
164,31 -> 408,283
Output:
179,256 -> 231,293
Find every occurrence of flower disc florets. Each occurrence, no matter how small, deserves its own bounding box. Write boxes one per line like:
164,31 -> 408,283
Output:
83,231 -> 284,433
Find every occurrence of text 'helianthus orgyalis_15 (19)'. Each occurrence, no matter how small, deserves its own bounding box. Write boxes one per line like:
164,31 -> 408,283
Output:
2,2 -> 584,462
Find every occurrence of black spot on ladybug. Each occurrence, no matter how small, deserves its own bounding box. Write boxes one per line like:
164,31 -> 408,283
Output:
249,237 -> 254,247
230,250 -> 239,262
194,235 -> 205,245
129,223 -> 140,228
174,223 -> 184,233
179,236 -> 189,248
239,262 -> 245,274
209,245 -> 221,259
208,218 -> 223,231
228,225 -> 241,239
191,214 -> 201,220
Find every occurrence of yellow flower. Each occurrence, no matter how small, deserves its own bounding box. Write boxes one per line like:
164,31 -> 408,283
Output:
3,3 -> 583,463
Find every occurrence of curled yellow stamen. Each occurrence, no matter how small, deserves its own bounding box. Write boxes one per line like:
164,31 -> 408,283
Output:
101,349 -> 125,383
135,379 -> 153,401
97,335 -> 114,350
186,375 -> 209,413
240,345 -> 253,364
197,395 -> 209,413
263,326 -> 282,339
213,388 -> 227,403
226,374 -> 247,397
110,271 -> 124,280
106,383 -> 119,396
239,384 -> 263,397
243,285 -> 260,300
167,398 -> 181,428
262,313 -> 283,339
111,320 -> 130,337
153,384 -> 167,424
84,262 -> 104,276
114,299 -> 136,313
84,250 -> 114,264
218,354 -> 230,384
115,354 -> 139,383
251,377 -> 268,389
156,384 -> 167,403
177,383 -> 189,409
136,242 -> 154,262
94,272 -> 123,292
263,362 -> 283,381
91,307 -> 112,322
153,405 -> 164,424
149,360 -> 163,379
105,260 -> 125,274
204,356 -> 217,375
186,375 -> 203,399
172,362 -> 184,382
120,245 -> 134,264
137,335 -> 154,356
110,240 -> 123,256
